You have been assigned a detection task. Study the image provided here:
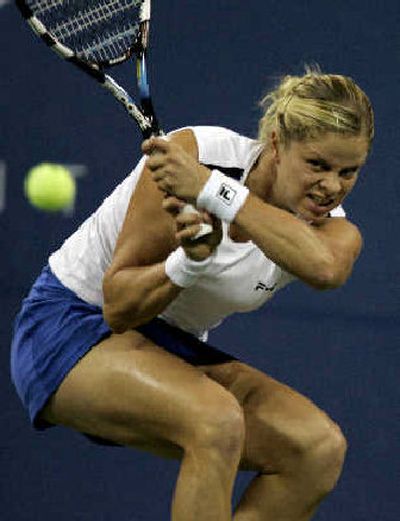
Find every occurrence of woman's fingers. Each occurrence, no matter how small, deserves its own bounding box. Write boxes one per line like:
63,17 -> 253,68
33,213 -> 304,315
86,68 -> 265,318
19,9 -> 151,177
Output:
176,210 -> 203,230
162,196 -> 185,215
162,198 -> 222,260
163,200 -> 206,236
142,137 -> 170,155
143,137 -> 208,203
146,155 -> 166,172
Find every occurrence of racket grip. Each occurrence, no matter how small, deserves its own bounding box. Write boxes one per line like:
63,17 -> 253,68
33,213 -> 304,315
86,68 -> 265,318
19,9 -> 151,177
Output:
182,204 -> 213,240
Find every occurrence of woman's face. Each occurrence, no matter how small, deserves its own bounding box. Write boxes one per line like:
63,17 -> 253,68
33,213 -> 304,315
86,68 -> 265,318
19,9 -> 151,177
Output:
269,132 -> 369,222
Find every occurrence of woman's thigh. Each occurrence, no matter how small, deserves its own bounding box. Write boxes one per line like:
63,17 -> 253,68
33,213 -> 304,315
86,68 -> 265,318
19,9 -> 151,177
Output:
40,329 -> 239,456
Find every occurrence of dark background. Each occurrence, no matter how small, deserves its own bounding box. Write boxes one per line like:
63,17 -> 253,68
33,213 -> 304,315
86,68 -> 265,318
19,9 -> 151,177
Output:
1,1 -> 399,520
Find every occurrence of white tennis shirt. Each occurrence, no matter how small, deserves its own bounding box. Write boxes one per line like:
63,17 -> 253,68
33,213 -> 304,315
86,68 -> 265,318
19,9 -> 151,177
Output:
49,126 -> 345,339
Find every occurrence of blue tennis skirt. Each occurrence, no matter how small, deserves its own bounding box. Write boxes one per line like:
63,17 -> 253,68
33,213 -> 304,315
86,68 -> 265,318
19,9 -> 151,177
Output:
10,265 -> 236,432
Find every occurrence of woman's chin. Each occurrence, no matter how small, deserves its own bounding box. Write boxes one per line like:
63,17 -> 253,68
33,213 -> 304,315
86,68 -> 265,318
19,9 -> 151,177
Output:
294,207 -> 329,224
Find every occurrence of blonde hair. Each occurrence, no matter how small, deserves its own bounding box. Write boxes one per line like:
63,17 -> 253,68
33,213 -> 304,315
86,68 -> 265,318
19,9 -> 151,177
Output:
258,67 -> 374,148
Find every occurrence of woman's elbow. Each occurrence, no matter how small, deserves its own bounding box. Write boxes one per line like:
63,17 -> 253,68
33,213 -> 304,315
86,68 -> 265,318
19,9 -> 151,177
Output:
306,261 -> 350,290
102,274 -> 130,333
102,302 -> 128,334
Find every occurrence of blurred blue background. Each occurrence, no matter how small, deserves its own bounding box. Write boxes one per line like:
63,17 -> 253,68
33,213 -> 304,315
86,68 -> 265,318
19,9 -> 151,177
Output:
1,1 -> 399,520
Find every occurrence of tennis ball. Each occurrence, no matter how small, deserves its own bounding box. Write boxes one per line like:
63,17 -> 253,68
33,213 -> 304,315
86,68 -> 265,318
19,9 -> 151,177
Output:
24,163 -> 76,212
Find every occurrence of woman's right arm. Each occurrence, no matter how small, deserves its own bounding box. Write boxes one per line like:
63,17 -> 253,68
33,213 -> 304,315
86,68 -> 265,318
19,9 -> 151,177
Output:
102,156 -> 181,333
102,129 -> 220,333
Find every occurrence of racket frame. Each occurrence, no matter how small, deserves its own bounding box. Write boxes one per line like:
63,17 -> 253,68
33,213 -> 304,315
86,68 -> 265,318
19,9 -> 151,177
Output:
15,0 -> 159,138
15,0 -> 212,238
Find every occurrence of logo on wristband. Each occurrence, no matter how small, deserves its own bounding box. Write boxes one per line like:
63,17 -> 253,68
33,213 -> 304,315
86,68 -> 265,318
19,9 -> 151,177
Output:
217,183 -> 237,205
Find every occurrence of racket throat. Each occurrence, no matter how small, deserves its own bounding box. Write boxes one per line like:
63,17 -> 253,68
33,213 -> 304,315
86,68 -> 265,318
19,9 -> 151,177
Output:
103,75 -> 152,134
136,51 -> 160,137
140,98 -> 160,138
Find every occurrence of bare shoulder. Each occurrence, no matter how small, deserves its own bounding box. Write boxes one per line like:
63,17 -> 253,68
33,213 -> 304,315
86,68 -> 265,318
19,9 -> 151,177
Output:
106,129 -> 199,277
168,128 -> 199,158
315,216 -> 362,251
312,217 -> 363,287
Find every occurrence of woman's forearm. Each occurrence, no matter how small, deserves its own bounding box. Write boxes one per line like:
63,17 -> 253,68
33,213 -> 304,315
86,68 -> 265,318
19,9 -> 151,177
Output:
235,194 -> 336,288
103,263 -> 182,333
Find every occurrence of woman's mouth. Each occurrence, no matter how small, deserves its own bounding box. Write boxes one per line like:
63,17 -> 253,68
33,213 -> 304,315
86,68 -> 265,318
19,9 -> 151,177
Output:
306,194 -> 336,215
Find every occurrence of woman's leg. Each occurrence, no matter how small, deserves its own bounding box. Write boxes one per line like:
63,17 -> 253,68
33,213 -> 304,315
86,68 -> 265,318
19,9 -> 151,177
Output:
199,361 -> 347,521
40,330 -> 245,521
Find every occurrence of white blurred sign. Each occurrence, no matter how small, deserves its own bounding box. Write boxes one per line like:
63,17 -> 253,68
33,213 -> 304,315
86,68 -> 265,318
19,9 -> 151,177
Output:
0,161 -> 6,212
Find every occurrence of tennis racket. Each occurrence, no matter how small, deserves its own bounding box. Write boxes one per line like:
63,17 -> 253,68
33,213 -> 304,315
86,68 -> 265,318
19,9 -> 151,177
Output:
15,0 -> 212,238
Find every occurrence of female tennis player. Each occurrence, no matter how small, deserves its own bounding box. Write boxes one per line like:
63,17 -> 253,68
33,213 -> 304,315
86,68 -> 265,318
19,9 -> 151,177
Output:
11,70 -> 374,521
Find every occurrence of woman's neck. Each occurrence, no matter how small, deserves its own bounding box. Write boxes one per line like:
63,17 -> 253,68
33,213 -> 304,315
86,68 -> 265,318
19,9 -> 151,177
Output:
228,147 -> 276,243
245,148 -> 276,203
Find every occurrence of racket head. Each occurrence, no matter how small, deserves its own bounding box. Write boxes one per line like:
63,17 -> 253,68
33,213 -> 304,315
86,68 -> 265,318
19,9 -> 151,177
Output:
16,0 -> 160,137
15,0 -> 150,68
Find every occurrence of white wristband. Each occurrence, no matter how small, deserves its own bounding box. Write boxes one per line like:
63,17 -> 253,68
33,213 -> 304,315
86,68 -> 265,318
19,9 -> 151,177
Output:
196,169 -> 249,223
165,247 -> 212,288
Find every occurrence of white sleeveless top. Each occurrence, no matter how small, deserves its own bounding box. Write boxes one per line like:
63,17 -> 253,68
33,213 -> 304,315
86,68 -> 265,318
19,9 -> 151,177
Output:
49,126 -> 345,339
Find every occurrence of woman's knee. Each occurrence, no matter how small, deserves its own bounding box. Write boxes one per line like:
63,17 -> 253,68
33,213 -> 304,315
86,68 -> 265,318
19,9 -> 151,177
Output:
305,420 -> 347,496
250,396 -> 347,492
183,388 -> 246,461
277,410 -> 347,496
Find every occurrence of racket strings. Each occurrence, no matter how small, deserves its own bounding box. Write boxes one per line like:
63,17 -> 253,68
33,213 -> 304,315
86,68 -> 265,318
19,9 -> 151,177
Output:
26,0 -> 144,64
79,25 -> 140,64
51,0 -> 138,40
28,0 -> 64,16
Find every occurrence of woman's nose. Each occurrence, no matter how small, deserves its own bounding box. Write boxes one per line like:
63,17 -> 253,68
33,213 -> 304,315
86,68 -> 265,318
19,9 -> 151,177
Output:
318,172 -> 342,194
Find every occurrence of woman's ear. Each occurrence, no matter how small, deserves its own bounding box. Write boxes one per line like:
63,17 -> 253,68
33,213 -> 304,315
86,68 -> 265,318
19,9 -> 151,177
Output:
271,131 -> 281,164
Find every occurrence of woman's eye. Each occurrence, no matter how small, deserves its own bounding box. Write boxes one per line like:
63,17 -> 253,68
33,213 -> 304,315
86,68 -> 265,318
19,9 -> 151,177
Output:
306,159 -> 325,170
340,169 -> 357,179
306,158 -> 359,179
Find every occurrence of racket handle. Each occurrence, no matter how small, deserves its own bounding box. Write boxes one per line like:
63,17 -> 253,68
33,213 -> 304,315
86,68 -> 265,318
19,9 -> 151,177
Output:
182,204 -> 213,240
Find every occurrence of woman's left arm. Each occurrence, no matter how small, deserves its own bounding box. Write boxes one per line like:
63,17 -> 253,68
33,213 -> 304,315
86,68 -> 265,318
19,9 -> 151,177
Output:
143,136 -> 362,290
235,193 -> 362,290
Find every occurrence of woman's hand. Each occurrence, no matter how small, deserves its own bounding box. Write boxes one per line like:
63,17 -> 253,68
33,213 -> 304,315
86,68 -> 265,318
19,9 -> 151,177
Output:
163,196 -> 222,261
142,137 -> 210,204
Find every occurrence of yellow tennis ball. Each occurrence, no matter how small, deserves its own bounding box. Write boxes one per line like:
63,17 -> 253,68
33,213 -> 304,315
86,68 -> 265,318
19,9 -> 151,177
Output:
24,163 -> 76,212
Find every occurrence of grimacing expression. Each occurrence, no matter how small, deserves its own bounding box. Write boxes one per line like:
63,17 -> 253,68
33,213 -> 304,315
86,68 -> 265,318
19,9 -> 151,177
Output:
271,133 -> 369,222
